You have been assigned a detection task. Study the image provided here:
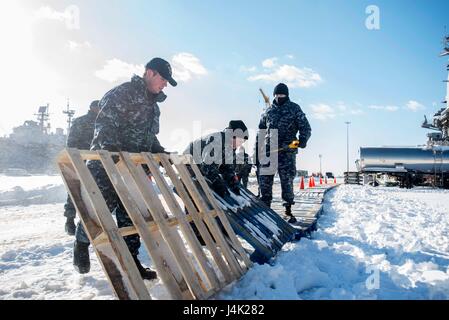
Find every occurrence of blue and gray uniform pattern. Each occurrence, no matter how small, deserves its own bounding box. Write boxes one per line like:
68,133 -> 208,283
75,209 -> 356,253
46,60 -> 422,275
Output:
64,110 -> 98,219
184,131 -> 240,196
76,75 -> 166,256
257,98 -> 311,207
234,152 -> 252,188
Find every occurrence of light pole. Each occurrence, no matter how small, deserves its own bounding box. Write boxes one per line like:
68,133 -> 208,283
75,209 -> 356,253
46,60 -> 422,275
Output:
345,121 -> 351,176
319,154 -> 322,177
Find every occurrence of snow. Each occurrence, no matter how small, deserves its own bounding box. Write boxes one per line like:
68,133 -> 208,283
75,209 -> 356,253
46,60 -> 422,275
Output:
219,185 -> 449,300
0,175 -> 66,207
2,175 -> 449,300
0,203 -> 113,299
0,175 -> 63,192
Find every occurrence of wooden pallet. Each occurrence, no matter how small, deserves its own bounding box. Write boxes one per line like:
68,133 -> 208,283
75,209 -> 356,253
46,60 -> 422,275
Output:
57,149 -> 252,300
212,187 -> 298,264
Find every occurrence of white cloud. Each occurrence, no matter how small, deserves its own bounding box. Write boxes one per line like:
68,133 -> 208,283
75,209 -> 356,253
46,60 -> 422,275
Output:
240,65 -> 257,73
337,102 -> 347,111
0,2 -> 72,135
34,6 -> 68,21
94,53 -> 207,84
309,102 -> 364,120
350,109 -> 364,115
368,105 -> 399,112
286,54 -> 295,59
405,100 -> 425,112
335,102 -> 364,115
34,5 -> 80,30
249,64 -> 322,88
95,59 -> 144,83
67,40 -> 91,51
262,57 -> 278,68
171,53 -> 208,82
310,104 -> 336,120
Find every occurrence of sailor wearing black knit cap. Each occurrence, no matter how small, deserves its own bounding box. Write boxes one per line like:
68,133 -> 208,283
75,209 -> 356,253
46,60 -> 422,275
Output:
256,83 -> 311,223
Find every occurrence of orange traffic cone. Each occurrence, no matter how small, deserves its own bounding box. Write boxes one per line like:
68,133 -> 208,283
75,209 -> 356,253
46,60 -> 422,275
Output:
334,177 -> 337,184
311,177 -> 316,187
299,176 -> 305,190
308,177 -> 313,188
320,176 -> 323,185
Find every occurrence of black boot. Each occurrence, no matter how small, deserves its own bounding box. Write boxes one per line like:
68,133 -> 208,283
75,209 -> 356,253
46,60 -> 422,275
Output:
65,218 -> 76,236
73,241 -> 90,274
133,255 -> 158,280
285,205 -> 297,224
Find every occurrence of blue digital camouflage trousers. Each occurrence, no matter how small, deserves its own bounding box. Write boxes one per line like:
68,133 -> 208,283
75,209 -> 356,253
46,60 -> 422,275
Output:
75,160 -> 141,256
64,196 -> 76,219
259,151 -> 297,208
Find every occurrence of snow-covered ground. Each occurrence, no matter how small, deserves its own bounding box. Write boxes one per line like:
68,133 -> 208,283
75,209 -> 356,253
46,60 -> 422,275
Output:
0,175 -> 114,299
219,185 -> 449,299
1,175 -> 449,300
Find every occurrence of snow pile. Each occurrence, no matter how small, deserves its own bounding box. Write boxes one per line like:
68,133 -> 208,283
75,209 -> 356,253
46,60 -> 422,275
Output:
219,185 -> 449,300
0,175 -> 66,207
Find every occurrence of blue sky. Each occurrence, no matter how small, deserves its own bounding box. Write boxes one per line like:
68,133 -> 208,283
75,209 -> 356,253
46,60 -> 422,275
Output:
1,0 -> 448,174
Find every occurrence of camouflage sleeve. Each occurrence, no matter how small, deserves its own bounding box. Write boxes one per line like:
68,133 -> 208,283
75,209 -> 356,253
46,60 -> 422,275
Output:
200,163 -> 223,186
150,104 -> 160,135
149,104 -> 165,153
258,111 -> 267,130
239,163 -> 253,178
150,136 -> 165,153
296,106 -> 312,143
92,90 -> 128,151
66,119 -> 82,148
219,164 -> 238,188
198,134 -> 227,187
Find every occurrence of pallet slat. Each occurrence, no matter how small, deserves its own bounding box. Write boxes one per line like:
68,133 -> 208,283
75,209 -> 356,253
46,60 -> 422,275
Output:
142,153 -> 221,291
119,152 -> 207,299
64,149 -> 151,300
98,151 -> 189,300
158,154 -> 235,284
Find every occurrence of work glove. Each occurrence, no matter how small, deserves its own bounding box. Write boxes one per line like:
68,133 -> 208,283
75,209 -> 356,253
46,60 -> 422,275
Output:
151,144 -> 170,154
298,140 -> 307,149
229,175 -> 241,195
230,184 -> 241,196
211,180 -> 230,198
111,155 -> 120,164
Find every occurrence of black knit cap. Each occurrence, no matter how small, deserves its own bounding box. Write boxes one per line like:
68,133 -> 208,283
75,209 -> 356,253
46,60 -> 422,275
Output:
273,83 -> 289,96
90,100 -> 100,108
145,58 -> 178,87
226,120 -> 249,140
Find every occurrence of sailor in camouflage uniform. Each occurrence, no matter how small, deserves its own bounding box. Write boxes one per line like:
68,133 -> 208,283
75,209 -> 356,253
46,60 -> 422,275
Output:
73,58 -> 177,280
64,100 -> 100,236
184,120 -> 249,197
257,83 -> 311,223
